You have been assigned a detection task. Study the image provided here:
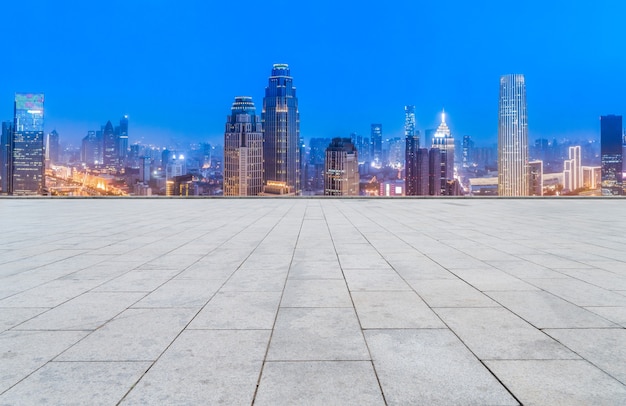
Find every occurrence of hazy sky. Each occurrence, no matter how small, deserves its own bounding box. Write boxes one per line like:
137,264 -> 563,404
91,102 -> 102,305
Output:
2,0 -> 625,147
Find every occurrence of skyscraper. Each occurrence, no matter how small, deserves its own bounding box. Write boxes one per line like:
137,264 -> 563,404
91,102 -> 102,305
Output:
1,121 -> 12,193
46,129 -> 60,166
81,131 -> 101,167
600,115 -> 623,196
405,133 -> 419,195
405,105 -> 417,147
371,124 -> 383,165
529,160 -> 543,196
262,64 -> 300,195
324,137 -> 359,196
224,96 -> 263,196
431,110 -> 455,195
102,120 -> 118,169
498,74 -> 529,196
428,148 -> 441,196
117,115 -> 129,164
10,93 -> 45,195
562,146 -> 582,193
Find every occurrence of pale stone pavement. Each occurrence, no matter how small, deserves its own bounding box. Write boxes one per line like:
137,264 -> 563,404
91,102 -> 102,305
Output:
1,198 -> 625,405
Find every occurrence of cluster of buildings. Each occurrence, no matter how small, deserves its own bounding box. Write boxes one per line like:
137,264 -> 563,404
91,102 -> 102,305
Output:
1,69 -> 624,197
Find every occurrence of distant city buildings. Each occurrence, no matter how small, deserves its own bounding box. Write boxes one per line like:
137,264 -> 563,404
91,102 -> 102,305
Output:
0,121 -> 12,193
46,130 -> 60,167
324,137 -> 359,196
370,124 -> 383,165
223,96 -> 263,196
10,93 -> 45,195
562,146 -> 582,193
600,114 -> 623,196
498,74 -> 529,196
528,160 -> 543,196
262,64 -> 300,195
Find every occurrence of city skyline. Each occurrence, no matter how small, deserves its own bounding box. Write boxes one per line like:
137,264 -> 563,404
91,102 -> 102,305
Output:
1,1 -> 625,147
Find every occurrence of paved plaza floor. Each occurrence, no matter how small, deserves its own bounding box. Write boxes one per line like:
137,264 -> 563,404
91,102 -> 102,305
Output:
1,198 -> 625,405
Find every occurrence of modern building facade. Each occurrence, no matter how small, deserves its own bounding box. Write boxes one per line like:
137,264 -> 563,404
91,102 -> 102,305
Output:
371,124 -> 383,165
562,146 -> 582,193
10,93 -> 45,195
529,160 -> 543,196
498,74 -> 529,196
262,64 -> 300,195
600,114 -> 623,196
1,121 -> 12,193
224,96 -> 263,196
405,133 -> 419,195
102,120 -> 118,169
324,137 -> 359,196
431,111 -> 455,195
117,115 -> 129,164
46,130 -> 60,166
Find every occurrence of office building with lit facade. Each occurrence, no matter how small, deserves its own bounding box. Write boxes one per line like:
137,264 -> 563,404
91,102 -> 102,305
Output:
431,111 -> 455,195
529,160 -> 543,196
371,124 -> 383,165
262,64 -> 300,195
324,137 -> 359,196
10,93 -> 45,195
224,96 -> 263,196
600,114 -> 622,196
498,74 -> 529,196
562,146 -> 582,193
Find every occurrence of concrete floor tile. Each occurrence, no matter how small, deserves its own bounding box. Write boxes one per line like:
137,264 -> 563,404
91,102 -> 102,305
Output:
410,279 -> 498,307
15,292 -> 145,331
0,308 -> 48,332
352,291 -> 444,329
267,308 -> 369,361
120,330 -> 268,405
132,278 -> 221,308
365,329 -> 518,405
189,291 -> 281,329
254,361 -> 385,405
344,269 -> 411,291
584,306 -> 626,327
221,268 -> 287,292
527,278 -> 626,307
0,330 -> 87,393
485,360 -> 626,406
0,361 -> 150,405
544,329 -> 626,384
436,307 -> 579,360
57,308 -> 196,361
281,279 -> 352,307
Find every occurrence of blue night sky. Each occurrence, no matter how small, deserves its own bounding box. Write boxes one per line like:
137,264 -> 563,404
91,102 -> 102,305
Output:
2,1 -> 625,147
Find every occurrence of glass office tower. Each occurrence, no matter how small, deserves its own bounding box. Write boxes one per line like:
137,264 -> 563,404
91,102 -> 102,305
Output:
600,114 -> 623,196
11,93 -> 45,195
262,64 -> 300,195
498,74 -> 529,196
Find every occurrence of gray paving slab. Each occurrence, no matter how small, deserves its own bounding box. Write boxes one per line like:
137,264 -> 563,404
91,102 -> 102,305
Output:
0,361 -> 151,406
267,307 -> 370,361
255,361 -> 385,405
281,279 -> 352,307
189,291 -> 281,329
486,290 -> 618,328
57,308 -> 196,361
131,278 -> 221,308
14,292 -> 146,331
365,329 -> 518,405
288,259 -> 344,279
544,328 -> 626,384
0,279 -> 102,308
449,268 -> 540,291
409,279 -> 498,307
0,330 -> 87,393
93,269 -> 180,292
352,291 -> 445,329
343,269 -> 412,291
0,308 -> 48,332
435,307 -> 579,360
585,306 -> 626,327
485,360 -> 626,406
121,329 -> 269,404
221,268 -> 287,292
527,278 -> 626,306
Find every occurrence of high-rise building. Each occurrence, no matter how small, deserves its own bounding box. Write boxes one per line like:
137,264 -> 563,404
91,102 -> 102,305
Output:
416,148 -> 430,196
102,120 -> 118,169
428,148 -> 441,196
462,135 -> 473,169
262,64 -> 300,195
117,115 -> 129,164
405,133 -> 419,196
562,146 -> 582,193
324,137 -> 359,196
10,93 -> 45,195
45,130 -> 60,166
431,110 -> 455,195
600,115 -> 623,196
498,74 -> 529,196
529,160 -> 543,196
139,156 -> 151,183
1,121 -> 12,193
81,131 -> 101,167
405,105 -> 418,147
223,96 -> 263,196
371,124 -> 383,165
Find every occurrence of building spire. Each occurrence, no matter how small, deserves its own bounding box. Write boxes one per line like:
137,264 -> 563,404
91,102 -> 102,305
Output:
441,108 -> 446,124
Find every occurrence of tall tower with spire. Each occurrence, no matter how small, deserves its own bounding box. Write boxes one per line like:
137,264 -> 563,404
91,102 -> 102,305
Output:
431,109 -> 455,195
262,64 -> 301,195
224,96 -> 263,196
